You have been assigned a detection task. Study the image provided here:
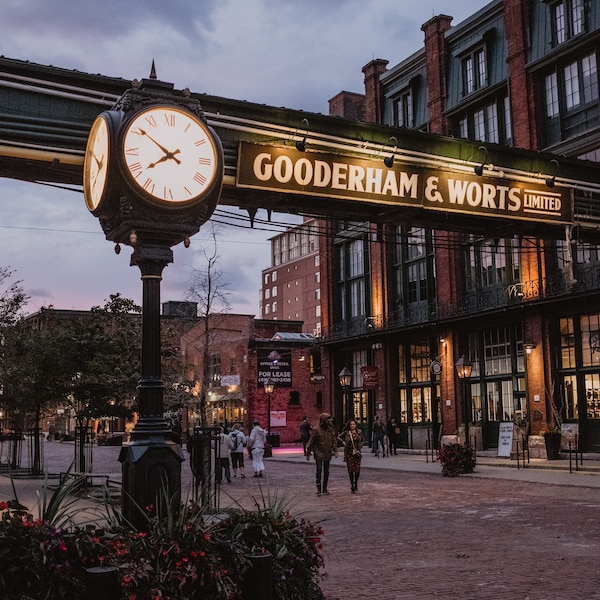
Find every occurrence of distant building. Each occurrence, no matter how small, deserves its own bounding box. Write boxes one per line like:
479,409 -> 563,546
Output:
260,217 -> 322,336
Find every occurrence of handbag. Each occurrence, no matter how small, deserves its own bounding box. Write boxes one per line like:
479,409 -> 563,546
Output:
349,432 -> 361,457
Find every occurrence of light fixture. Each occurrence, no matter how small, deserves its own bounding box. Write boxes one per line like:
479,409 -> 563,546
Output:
263,378 -> 275,442
455,355 -> 473,447
299,354 -> 306,362
455,355 -> 473,379
338,367 -> 352,388
294,118 -> 310,152
474,145 -> 488,176
263,378 -> 275,395
383,136 -> 398,168
440,337 -> 446,344
545,159 -> 559,188
525,343 -> 535,354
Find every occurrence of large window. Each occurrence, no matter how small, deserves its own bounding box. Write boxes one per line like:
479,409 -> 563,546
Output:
337,230 -> 370,322
465,236 -> 521,292
393,227 -> 435,324
544,51 -> 599,144
462,47 -> 487,96
398,342 -> 437,425
466,327 -> 526,424
457,96 -> 512,144
550,0 -> 585,46
395,89 -> 414,128
558,314 -> 600,425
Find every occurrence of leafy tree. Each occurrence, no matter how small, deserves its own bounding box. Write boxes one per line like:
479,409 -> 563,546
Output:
0,321 -> 74,474
68,294 -> 142,426
0,266 -> 28,329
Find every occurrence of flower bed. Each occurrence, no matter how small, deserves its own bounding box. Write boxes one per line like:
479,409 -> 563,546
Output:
0,485 -> 326,600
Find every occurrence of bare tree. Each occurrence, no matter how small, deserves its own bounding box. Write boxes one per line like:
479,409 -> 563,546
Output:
184,224 -> 232,508
185,223 -> 231,426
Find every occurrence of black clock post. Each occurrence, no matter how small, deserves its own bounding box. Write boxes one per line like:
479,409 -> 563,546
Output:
82,70 -> 223,529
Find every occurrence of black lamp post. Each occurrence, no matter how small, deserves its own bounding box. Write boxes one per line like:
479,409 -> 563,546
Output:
263,379 -> 275,457
82,70 -> 224,526
338,367 -> 352,424
455,355 -> 473,446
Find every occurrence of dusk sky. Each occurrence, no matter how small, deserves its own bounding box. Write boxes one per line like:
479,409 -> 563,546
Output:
1,0 -> 487,316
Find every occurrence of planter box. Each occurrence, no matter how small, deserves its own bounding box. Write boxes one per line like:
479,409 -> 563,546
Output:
527,435 -> 546,459
544,432 -> 561,460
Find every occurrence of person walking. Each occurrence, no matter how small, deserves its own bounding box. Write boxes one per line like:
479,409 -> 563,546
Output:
228,422 -> 247,478
215,427 -> 231,484
387,417 -> 400,455
248,420 -> 267,477
372,414 -> 386,458
306,413 -> 338,495
338,419 -> 364,493
299,416 -> 311,456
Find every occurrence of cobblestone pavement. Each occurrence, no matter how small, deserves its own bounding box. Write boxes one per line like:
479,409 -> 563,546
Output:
3,442 -> 600,599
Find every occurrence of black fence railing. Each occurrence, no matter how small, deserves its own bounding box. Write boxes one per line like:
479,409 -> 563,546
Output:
320,267 -> 600,342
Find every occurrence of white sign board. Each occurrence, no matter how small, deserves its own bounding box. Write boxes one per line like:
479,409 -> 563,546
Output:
270,411 -> 286,427
497,422 -> 514,457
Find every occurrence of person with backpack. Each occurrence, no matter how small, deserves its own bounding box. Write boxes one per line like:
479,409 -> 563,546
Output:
299,416 -> 311,456
228,422 -> 247,478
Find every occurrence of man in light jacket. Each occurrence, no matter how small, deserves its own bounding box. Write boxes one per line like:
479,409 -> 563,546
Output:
248,420 -> 267,478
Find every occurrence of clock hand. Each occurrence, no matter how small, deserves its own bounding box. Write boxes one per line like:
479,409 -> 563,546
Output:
138,128 -> 175,156
147,148 -> 181,168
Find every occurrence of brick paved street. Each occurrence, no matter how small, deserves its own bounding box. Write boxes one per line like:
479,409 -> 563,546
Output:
249,455 -> 600,600
3,442 -> 600,599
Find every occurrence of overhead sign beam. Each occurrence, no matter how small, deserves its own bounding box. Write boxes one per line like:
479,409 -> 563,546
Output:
237,142 -> 572,225
1,56 -> 600,240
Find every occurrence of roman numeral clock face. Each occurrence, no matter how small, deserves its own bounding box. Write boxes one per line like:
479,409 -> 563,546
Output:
122,106 -> 219,205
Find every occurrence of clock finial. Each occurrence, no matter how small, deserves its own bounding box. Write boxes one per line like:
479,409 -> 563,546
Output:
149,59 -> 157,79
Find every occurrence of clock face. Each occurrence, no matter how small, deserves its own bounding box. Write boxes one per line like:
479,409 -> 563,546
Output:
83,115 -> 110,211
122,106 -> 220,204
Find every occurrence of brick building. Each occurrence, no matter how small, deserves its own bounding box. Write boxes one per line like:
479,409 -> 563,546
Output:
260,217 -> 322,336
180,314 -> 325,443
317,0 -> 600,451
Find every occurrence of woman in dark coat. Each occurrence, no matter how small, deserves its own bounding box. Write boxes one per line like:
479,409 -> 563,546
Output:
338,419 -> 364,493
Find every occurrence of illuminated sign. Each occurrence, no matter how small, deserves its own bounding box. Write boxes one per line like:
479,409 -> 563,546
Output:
361,366 -> 379,390
237,142 -> 572,224
257,349 -> 292,388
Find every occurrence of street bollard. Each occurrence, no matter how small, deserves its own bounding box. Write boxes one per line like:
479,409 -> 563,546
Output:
85,566 -> 119,599
243,552 -> 273,600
